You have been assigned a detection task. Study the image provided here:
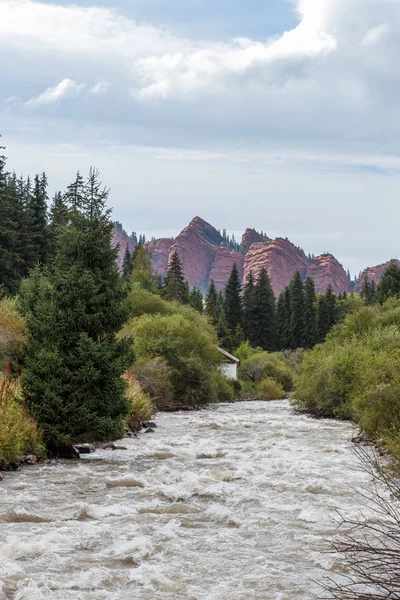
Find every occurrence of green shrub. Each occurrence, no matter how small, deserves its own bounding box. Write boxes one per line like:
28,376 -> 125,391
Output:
212,370 -> 235,403
123,370 -> 154,431
0,375 -> 44,468
235,340 -> 253,363
0,297 -> 27,371
122,311 -> 221,409
133,357 -> 174,411
239,352 -> 293,391
257,377 -> 284,400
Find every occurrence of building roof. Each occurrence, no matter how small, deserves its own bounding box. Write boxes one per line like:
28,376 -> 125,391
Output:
218,347 -> 240,364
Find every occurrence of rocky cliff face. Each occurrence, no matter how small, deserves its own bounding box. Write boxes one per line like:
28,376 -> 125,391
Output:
207,244 -> 244,290
244,238 -> 309,296
112,227 -> 136,269
306,254 -> 351,294
240,228 -> 271,253
146,238 -> 174,276
168,217 -> 223,291
353,260 -> 400,293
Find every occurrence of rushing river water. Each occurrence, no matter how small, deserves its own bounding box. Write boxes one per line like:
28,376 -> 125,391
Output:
0,400 -> 373,600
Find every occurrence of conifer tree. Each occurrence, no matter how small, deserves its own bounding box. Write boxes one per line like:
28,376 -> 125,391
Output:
189,287 -> 204,313
325,284 -> 337,329
205,280 -> 219,326
216,311 -> 233,351
122,244 -> 132,279
277,287 -> 291,349
251,268 -> 277,350
303,277 -> 318,349
162,250 -> 187,303
0,149 -> 21,294
289,271 -> 304,349
233,323 -> 245,349
223,263 -> 242,332
360,274 -> 377,306
49,191 -> 70,259
317,294 -> 330,343
21,169 -> 132,452
242,270 -> 257,343
377,261 -> 400,303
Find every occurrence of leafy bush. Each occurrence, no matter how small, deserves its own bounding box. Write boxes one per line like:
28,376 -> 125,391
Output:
257,377 -> 284,400
239,352 -> 294,391
0,297 -> 27,371
212,370 -> 235,403
234,340 -> 253,363
133,357 -> 174,410
122,311 -> 221,409
293,299 -> 400,457
123,371 -> 154,431
0,375 -> 44,468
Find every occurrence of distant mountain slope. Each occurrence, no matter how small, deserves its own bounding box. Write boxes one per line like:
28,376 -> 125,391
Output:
113,216 -> 395,296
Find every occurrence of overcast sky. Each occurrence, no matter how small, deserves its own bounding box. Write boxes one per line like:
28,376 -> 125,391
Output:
1,0 -> 400,277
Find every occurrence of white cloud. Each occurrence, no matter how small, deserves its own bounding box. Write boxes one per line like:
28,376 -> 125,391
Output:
361,23 -> 391,46
89,81 -> 110,95
24,79 -> 86,109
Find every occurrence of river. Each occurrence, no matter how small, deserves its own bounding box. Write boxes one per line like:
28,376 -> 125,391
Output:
0,400 -> 372,600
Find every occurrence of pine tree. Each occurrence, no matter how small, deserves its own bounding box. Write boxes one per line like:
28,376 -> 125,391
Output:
224,263 -> 242,332
189,287 -> 204,313
303,277 -> 318,349
251,268 -> 277,350
216,311 -> 233,352
325,284 -> 337,329
233,323 -> 245,349
289,271 -> 304,349
317,294 -> 330,343
0,150 -> 21,294
205,280 -> 219,326
360,274 -> 377,306
242,270 -> 257,342
27,173 -> 50,267
377,261 -> 400,303
49,191 -> 70,259
277,287 -> 291,349
21,169 -> 132,452
122,244 -> 132,279
163,250 -> 187,303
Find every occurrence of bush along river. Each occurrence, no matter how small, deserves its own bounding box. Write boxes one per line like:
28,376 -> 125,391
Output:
0,400 -> 374,600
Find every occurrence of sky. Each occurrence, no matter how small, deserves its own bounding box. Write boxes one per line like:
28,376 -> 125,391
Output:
1,0 -> 400,277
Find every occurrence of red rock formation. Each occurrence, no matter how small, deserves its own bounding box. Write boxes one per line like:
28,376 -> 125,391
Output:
169,216 -> 223,291
306,254 -> 351,294
112,227 -> 135,269
244,238 -> 309,296
240,228 -> 271,253
207,244 -> 244,290
353,260 -> 400,293
146,238 -> 174,276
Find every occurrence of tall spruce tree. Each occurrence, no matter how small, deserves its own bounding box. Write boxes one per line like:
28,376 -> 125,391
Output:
189,287 -> 204,313
0,149 -> 21,294
303,277 -> 318,349
122,244 -> 132,279
325,284 -> 337,330
21,169 -> 132,452
223,263 -> 242,333
360,274 -> 377,306
277,287 -> 291,349
377,261 -> 400,303
242,270 -> 257,343
29,173 -> 50,266
289,271 -> 304,349
251,268 -> 277,350
162,250 -> 187,303
317,294 -> 330,343
205,280 -> 219,326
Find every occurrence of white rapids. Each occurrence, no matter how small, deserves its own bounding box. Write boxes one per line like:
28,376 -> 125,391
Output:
0,400 -> 373,600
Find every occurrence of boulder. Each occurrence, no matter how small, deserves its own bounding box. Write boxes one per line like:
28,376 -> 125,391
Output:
142,422 -> 157,429
23,454 -> 38,465
0,472 -> 4,481
144,428 -> 155,434
73,443 -> 95,454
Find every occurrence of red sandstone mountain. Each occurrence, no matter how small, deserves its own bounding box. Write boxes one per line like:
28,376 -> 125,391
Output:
306,254 -> 350,294
353,260 -> 400,293
113,216 -> 394,296
112,227 -> 135,269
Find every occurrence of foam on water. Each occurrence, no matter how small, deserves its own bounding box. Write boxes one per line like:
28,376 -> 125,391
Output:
0,401 -> 374,599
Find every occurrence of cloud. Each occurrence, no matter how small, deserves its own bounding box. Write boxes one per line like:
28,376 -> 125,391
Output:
361,24 -> 391,46
89,81 -> 110,95
24,79 -> 86,109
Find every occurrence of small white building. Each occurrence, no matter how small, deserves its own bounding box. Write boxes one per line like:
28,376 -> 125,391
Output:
218,347 -> 240,380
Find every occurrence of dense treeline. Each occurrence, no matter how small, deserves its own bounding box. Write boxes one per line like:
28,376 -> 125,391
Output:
203,263 -> 350,353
